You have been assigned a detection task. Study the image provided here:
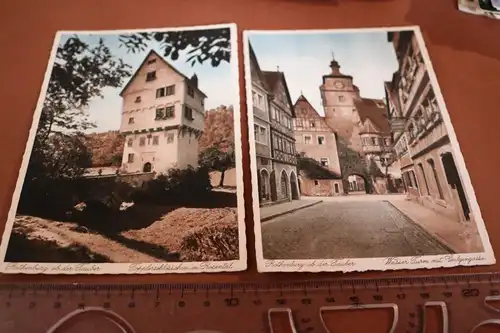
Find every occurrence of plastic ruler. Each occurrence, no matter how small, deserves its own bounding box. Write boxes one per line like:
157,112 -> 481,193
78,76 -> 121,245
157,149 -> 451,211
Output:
1,272 -> 500,332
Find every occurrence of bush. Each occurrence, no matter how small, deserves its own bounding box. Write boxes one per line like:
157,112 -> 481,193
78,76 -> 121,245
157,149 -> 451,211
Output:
132,166 -> 213,205
17,178 -> 88,220
180,224 -> 239,261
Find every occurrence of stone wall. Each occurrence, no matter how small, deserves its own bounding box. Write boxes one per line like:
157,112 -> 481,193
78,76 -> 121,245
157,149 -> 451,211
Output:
85,172 -> 155,187
300,177 -> 343,196
118,172 -> 155,187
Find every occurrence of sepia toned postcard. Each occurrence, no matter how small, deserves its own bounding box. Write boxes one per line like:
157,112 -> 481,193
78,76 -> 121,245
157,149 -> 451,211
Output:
0,23 -> 247,274
244,26 -> 495,272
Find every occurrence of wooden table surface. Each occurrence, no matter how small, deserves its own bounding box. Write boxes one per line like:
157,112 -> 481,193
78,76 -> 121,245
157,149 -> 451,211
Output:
0,0 -> 499,286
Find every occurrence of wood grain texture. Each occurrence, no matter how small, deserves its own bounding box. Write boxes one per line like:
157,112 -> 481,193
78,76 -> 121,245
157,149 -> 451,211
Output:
0,0 -> 499,283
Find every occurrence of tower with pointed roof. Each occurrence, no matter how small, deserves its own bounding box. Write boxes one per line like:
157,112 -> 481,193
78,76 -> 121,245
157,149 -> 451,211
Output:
318,54 -> 398,194
119,50 -> 206,174
320,54 -> 363,152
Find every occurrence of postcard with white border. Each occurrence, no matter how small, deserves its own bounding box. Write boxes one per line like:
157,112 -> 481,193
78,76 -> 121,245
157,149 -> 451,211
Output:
0,23 -> 247,274
245,26 -> 495,273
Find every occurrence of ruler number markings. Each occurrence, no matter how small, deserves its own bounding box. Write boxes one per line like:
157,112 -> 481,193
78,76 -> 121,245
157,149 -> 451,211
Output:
462,288 -> 480,297
442,291 -> 453,298
224,298 -> 239,307
420,292 -> 430,299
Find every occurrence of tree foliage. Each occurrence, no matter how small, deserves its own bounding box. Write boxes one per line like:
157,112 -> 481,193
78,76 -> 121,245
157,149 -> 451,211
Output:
297,155 -> 341,180
83,131 -> 125,167
198,105 -> 235,187
118,28 -> 231,67
199,145 -> 235,172
20,37 -> 132,215
28,37 -> 131,181
198,144 -> 235,187
48,37 -> 132,111
132,166 -> 212,204
199,105 -> 234,152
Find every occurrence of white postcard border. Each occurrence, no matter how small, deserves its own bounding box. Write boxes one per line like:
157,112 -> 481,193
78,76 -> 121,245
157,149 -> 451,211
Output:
0,23 -> 247,274
244,26 -> 495,273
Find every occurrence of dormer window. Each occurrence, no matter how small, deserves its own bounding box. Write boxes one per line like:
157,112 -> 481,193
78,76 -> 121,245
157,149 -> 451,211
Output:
146,71 -> 157,82
135,96 -> 141,103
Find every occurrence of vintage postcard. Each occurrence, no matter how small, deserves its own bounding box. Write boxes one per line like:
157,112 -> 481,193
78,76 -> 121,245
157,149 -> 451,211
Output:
459,0 -> 500,18
245,26 -> 495,272
0,23 -> 246,274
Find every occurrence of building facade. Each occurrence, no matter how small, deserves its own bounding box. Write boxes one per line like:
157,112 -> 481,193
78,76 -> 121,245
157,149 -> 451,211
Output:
320,55 -> 400,194
263,71 -> 300,202
119,50 -> 206,174
249,44 -> 300,205
385,30 -> 472,223
249,45 -> 273,203
293,95 -> 343,196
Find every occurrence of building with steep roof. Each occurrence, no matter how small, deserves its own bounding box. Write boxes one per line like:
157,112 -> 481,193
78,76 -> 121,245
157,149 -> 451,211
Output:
293,94 -> 343,196
249,44 -> 300,205
119,50 -> 206,174
262,70 -> 300,203
249,44 -> 273,203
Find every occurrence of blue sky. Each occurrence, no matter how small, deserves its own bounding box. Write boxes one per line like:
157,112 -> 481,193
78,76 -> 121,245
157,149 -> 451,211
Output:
248,30 -> 399,115
56,30 -> 237,133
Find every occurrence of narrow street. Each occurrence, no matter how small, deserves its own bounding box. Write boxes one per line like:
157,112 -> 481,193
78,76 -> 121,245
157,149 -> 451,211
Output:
261,198 -> 452,260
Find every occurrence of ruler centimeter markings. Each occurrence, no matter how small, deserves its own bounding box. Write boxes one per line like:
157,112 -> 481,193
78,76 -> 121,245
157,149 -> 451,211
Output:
1,273 -> 500,333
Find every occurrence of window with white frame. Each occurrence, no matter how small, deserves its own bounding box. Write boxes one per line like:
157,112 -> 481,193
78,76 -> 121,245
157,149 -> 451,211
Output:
304,135 -> 312,145
259,126 -> 267,144
317,136 -> 325,145
254,124 -> 268,144
320,158 -> 329,167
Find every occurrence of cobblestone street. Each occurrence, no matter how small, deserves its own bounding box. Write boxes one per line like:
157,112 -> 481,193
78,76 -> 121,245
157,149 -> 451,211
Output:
261,199 -> 452,260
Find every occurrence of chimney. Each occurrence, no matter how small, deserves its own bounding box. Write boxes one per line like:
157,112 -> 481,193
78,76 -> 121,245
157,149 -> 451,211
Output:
190,74 -> 198,88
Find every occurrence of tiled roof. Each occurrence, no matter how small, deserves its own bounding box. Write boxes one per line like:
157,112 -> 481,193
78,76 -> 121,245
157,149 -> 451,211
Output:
293,94 -> 322,118
119,49 -> 206,98
354,98 -> 390,133
294,94 -> 338,134
262,70 -> 296,117
248,43 -> 270,91
262,71 -> 281,92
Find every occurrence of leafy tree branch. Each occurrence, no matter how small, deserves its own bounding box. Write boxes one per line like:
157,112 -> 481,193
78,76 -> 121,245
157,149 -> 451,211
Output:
118,28 -> 231,67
